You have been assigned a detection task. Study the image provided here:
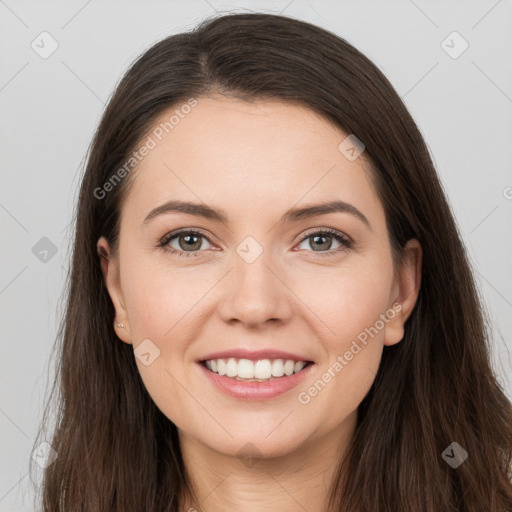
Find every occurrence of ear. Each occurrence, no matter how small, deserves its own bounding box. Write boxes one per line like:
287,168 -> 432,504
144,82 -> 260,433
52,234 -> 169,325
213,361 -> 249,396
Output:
97,236 -> 132,344
384,238 -> 422,347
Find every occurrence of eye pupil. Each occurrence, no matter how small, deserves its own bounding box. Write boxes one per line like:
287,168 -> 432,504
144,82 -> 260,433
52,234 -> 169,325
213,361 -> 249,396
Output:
179,234 -> 202,251
310,234 -> 332,251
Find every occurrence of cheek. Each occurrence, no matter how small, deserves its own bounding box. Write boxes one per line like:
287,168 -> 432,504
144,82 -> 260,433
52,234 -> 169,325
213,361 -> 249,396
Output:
296,253 -> 395,345
121,255 -> 210,340
293,259 -> 393,426
120,261 -> 205,424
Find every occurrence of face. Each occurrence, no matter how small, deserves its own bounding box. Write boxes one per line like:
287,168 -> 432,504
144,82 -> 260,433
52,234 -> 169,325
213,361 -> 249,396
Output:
98,96 -> 421,460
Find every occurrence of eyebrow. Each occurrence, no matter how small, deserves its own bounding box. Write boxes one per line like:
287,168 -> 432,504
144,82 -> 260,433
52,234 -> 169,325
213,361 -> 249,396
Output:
142,199 -> 372,230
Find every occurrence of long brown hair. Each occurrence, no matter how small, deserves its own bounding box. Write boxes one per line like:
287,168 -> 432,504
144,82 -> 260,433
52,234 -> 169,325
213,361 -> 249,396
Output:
30,11 -> 512,511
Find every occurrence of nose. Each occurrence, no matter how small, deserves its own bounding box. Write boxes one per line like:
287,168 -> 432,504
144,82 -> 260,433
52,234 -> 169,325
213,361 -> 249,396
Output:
217,250 -> 293,327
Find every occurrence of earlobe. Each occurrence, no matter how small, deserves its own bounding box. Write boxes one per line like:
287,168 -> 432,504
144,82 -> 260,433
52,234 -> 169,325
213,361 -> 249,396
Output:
96,236 -> 132,344
384,238 -> 422,347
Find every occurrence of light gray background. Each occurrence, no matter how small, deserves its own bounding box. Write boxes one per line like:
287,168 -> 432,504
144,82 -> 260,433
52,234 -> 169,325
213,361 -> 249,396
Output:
1,0 -> 511,510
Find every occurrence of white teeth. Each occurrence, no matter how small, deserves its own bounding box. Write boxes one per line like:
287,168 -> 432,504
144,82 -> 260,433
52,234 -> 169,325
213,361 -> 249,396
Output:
254,360 -> 272,379
238,359 -> 254,379
217,359 -> 227,376
203,357 -> 310,380
226,358 -> 238,377
283,360 -> 295,376
294,361 -> 305,373
271,359 -> 285,377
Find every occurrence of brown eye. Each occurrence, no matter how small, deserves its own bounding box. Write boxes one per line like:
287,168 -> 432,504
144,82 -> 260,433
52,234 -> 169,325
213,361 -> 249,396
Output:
159,230 -> 214,257
175,233 -> 203,251
296,229 -> 352,255
159,228 -> 353,259
308,233 -> 334,251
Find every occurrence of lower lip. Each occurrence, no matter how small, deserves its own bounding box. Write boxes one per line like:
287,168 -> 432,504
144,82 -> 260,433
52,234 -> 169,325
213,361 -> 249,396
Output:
197,362 -> 315,400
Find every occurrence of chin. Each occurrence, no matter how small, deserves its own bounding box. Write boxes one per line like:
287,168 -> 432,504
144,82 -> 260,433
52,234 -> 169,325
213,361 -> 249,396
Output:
195,426 -> 311,461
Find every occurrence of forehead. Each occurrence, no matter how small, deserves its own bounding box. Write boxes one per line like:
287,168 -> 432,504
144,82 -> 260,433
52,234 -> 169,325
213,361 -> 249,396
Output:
121,96 -> 383,228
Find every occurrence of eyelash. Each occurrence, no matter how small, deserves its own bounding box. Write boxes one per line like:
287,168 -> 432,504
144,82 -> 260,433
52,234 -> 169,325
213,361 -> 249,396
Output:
157,228 -> 354,259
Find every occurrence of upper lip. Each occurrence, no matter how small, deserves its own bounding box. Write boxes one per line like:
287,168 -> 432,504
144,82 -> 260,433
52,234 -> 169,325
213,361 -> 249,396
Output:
198,348 -> 314,363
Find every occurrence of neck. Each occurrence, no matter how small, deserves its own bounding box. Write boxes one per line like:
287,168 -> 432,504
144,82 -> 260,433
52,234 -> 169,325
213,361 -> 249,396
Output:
178,413 -> 357,512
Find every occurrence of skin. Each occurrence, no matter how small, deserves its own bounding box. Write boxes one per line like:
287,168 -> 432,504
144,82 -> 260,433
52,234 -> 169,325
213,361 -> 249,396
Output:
97,96 -> 422,512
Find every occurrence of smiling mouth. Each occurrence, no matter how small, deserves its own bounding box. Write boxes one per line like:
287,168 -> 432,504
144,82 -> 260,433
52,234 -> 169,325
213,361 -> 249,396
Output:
200,357 -> 314,382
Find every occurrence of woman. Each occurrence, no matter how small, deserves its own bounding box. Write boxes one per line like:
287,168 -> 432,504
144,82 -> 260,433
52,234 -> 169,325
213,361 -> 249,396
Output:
31,11 -> 512,512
